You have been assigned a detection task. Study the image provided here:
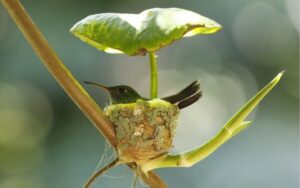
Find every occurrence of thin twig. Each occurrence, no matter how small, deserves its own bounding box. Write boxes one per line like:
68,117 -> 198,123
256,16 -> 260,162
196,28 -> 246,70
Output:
84,158 -> 119,188
131,166 -> 138,188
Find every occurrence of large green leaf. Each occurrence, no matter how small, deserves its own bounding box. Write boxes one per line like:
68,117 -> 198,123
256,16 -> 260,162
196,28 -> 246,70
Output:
70,8 -> 222,56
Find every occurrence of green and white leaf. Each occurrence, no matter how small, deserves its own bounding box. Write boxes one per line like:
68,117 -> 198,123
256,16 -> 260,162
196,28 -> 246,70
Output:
141,71 -> 284,172
70,8 -> 222,56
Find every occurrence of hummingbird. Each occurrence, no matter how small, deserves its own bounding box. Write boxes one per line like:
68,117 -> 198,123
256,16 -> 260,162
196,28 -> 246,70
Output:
83,80 -> 202,109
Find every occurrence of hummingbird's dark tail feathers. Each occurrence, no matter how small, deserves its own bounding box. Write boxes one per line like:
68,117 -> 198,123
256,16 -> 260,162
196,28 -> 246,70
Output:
162,80 -> 201,109
177,91 -> 202,109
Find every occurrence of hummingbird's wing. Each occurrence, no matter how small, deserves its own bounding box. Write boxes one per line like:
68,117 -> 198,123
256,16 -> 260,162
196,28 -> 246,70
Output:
177,91 -> 202,109
162,80 -> 202,109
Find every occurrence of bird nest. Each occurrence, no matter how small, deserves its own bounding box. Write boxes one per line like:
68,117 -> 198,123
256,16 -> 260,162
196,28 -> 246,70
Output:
104,99 -> 179,165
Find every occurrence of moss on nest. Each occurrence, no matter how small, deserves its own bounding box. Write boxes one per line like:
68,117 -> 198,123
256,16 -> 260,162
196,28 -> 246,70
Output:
104,99 -> 179,165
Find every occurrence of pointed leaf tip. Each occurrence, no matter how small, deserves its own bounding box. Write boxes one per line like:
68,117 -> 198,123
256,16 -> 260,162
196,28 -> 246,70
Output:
278,70 -> 285,78
143,72 -> 284,172
70,8 -> 222,56
271,71 -> 285,84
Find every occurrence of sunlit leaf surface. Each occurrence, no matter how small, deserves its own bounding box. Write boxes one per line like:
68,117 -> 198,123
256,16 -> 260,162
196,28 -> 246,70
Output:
70,8 -> 222,56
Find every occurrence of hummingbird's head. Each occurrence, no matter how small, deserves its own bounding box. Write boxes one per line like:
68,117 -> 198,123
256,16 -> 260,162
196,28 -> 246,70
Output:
84,81 -> 142,104
108,85 -> 142,104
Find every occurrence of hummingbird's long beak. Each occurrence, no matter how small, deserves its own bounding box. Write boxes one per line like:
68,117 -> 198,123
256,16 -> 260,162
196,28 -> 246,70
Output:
83,81 -> 110,92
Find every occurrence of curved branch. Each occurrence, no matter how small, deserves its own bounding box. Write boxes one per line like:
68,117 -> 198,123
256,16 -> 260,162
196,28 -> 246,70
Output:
1,1 -> 168,187
1,0 -> 116,146
84,158 -> 120,188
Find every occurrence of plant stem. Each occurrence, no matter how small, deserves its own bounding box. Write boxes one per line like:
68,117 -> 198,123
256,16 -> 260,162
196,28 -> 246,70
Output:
1,1 -> 168,187
142,71 -> 284,172
1,0 -> 116,146
141,171 -> 168,188
84,158 -> 119,188
143,122 -> 250,171
149,52 -> 158,98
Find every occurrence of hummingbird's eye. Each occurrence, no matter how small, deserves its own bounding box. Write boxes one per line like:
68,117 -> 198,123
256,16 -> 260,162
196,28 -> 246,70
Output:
119,88 -> 127,94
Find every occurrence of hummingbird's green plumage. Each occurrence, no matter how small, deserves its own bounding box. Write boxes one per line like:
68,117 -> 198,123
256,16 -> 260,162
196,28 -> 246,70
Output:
103,85 -> 149,104
84,80 -> 202,109
83,81 -> 148,104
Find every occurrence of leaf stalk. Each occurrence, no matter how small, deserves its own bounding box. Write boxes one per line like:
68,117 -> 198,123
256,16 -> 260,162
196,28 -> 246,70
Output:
149,52 -> 158,98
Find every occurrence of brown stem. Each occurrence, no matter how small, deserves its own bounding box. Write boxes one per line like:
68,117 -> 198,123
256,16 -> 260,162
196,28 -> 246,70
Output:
1,0 -> 168,187
1,0 -> 117,146
125,164 -> 168,188
141,171 -> 169,188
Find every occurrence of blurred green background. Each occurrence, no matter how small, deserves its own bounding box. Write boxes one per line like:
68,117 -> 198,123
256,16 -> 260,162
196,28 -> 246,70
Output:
0,0 -> 298,188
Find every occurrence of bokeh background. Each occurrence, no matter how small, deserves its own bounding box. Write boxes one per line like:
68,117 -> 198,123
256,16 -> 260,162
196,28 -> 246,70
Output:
0,0 -> 299,188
